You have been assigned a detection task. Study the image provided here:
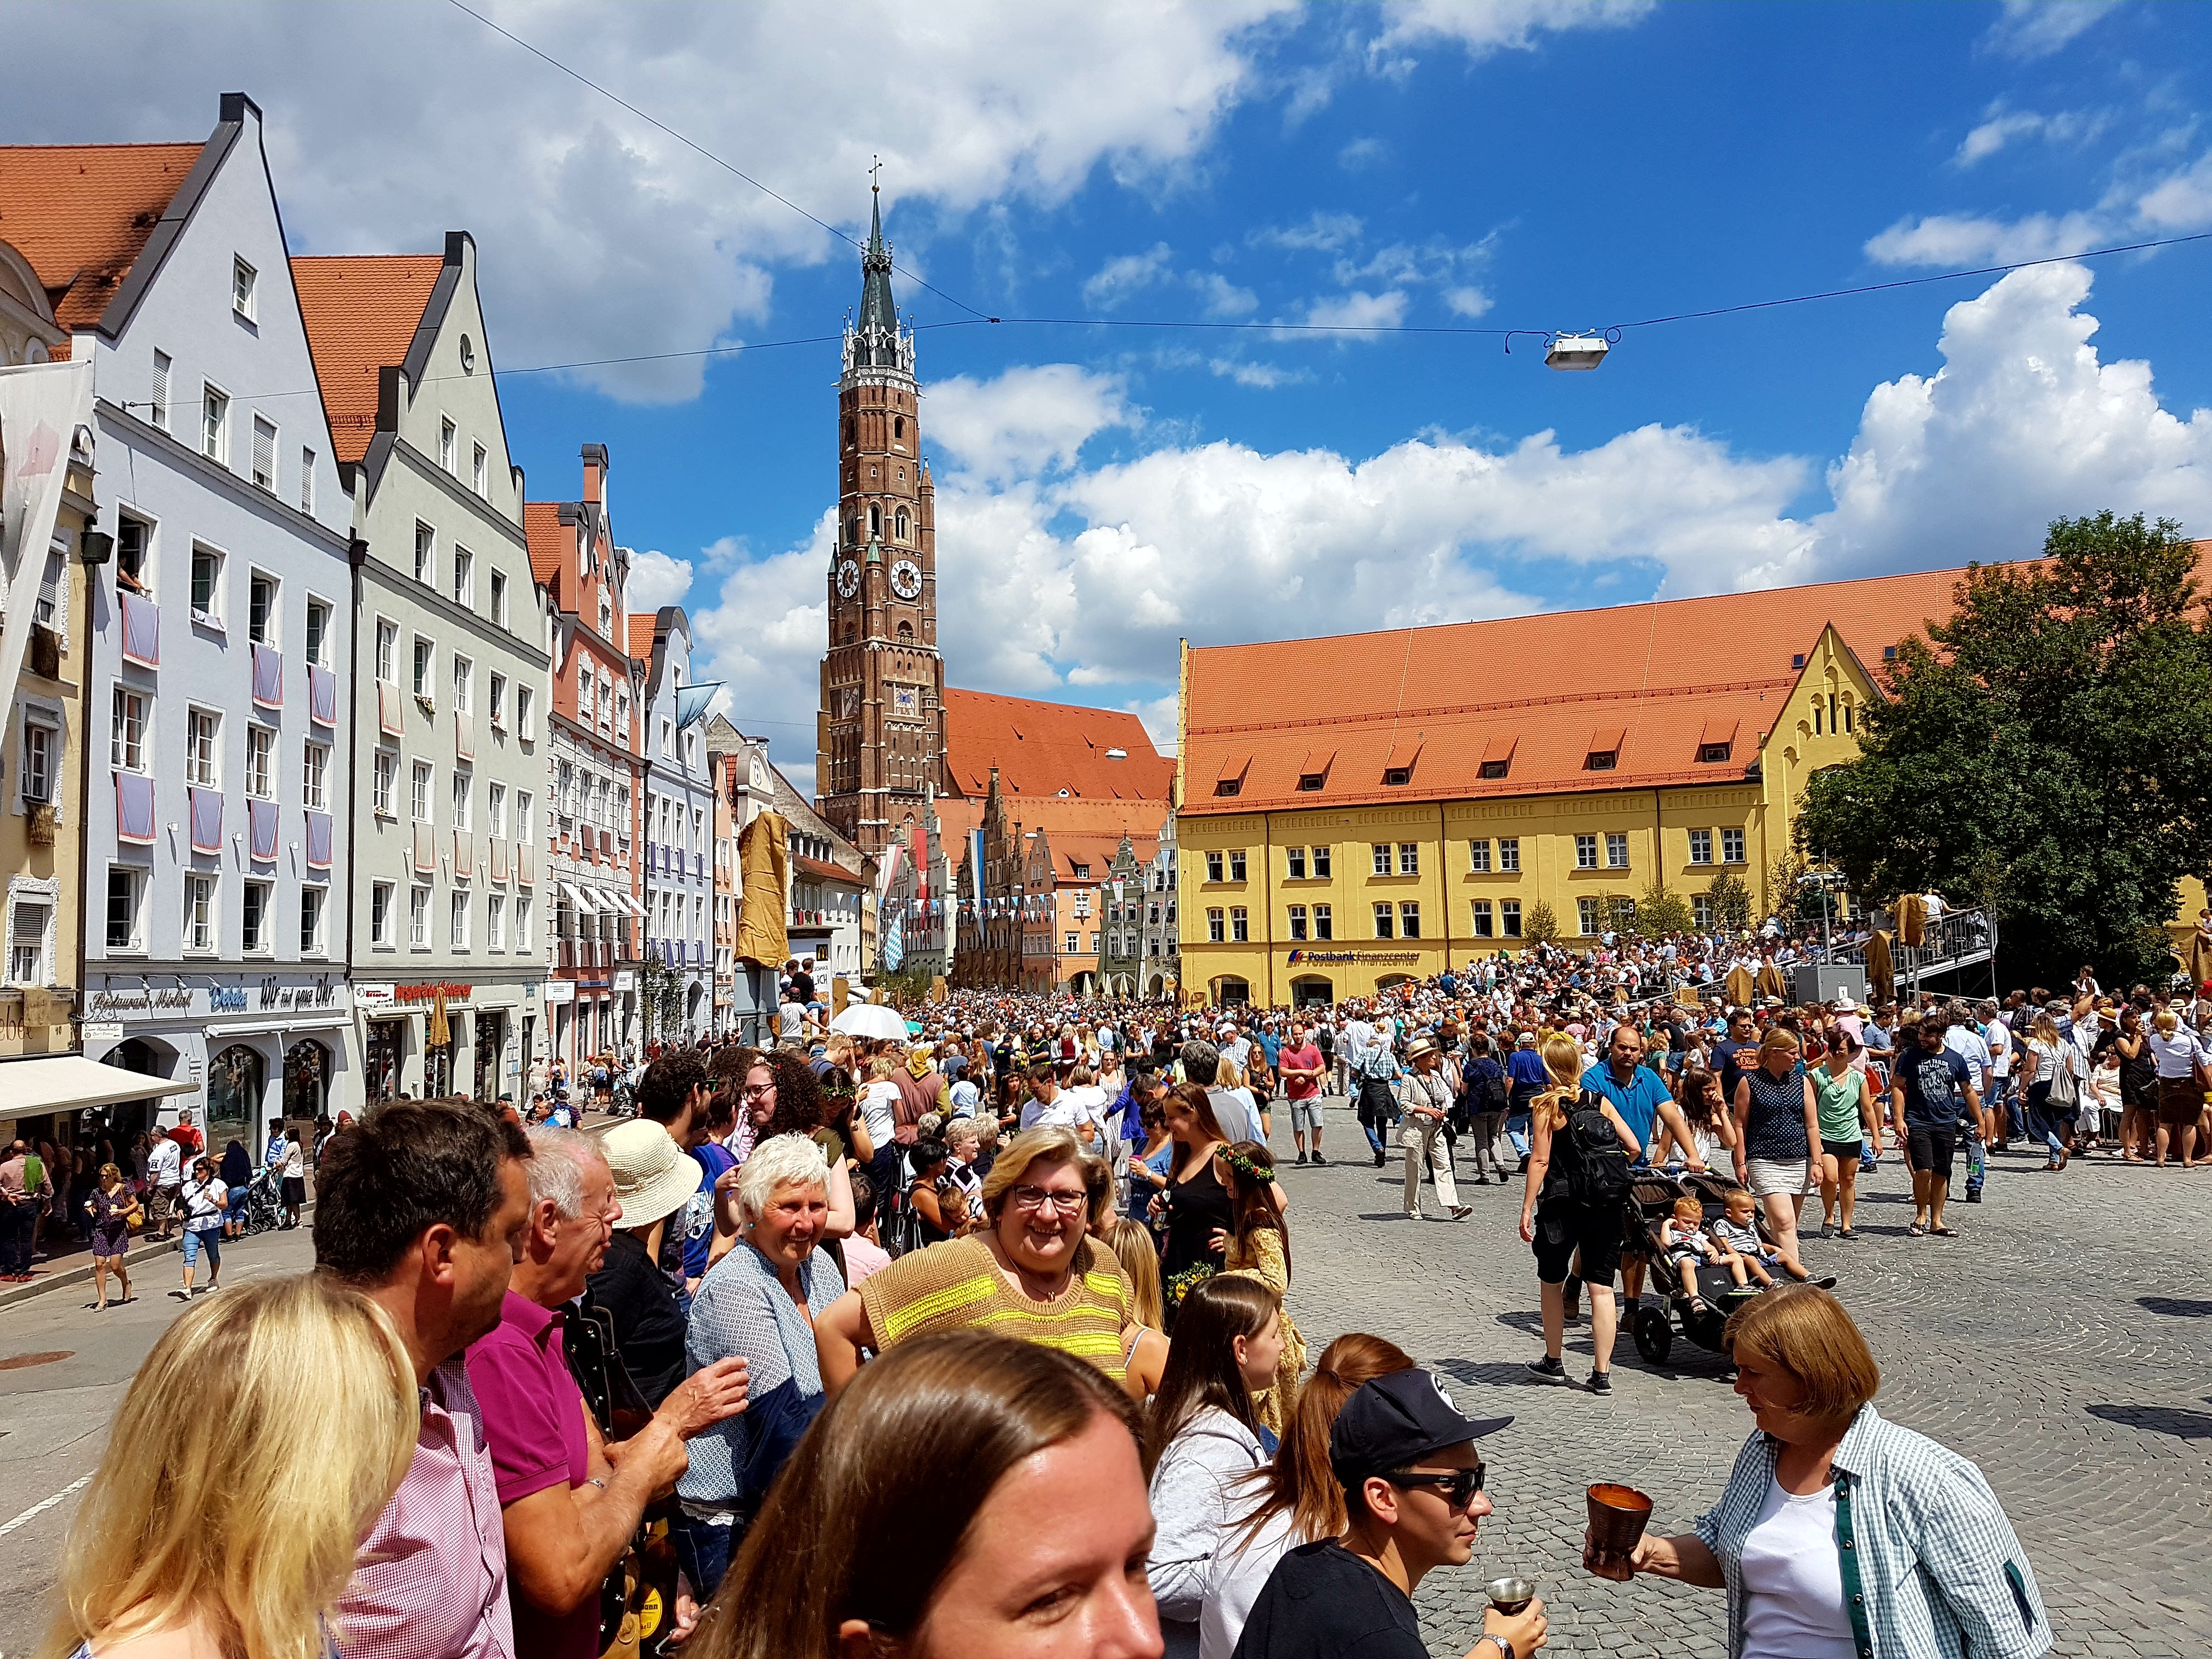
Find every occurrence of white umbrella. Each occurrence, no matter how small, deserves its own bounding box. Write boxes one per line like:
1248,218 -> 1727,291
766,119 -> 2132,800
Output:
830,1003 -> 910,1040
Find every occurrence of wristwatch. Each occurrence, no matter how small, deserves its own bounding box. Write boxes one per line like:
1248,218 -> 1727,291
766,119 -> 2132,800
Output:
1476,1637 -> 1515,1659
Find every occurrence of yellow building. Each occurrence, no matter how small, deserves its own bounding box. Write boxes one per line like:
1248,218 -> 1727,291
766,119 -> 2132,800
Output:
1176,569 -> 1971,1007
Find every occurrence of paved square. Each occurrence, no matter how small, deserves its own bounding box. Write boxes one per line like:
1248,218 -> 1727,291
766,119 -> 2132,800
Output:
1272,1102 -> 2212,1658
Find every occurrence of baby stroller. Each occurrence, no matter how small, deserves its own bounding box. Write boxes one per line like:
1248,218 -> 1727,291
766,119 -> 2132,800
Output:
241,1165 -> 285,1238
1627,1170 -> 1767,1368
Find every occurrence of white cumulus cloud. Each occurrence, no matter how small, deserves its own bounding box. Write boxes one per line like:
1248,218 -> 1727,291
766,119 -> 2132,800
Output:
1979,0 -> 2121,61
1376,0 -> 1657,58
1306,290 -> 1409,332
625,548 -> 697,614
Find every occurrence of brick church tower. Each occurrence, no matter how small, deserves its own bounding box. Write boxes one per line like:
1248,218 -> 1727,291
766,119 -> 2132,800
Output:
815,185 -> 945,856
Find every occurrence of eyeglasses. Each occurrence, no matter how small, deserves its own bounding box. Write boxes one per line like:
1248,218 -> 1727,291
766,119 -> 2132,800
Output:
742,1082 -> 776,1098
1008,1185 -> 1088,1215
1384,1465 -> 1486,1509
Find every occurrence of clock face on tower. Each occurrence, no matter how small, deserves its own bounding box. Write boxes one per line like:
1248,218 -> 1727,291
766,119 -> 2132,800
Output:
890,558 -> 923,601
836,558 -> 859,599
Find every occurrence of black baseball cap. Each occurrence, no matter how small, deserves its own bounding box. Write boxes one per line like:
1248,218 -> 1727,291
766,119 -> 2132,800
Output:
1329,1369 -> 1511,1480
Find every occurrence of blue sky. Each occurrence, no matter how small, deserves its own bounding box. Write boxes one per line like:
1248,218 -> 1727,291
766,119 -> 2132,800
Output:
9,1 -> 2212,791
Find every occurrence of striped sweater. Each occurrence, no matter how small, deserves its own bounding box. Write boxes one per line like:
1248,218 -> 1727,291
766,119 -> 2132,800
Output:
856,1233 -> 1135,1381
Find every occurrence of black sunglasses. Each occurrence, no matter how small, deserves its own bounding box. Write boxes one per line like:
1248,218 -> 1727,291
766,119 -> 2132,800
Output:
1383,1465 -> 1486,1508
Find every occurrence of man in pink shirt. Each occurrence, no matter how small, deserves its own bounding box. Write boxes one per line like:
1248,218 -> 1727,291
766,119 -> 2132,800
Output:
1280,1020 -> 1329,1167
315,1098 -> 534,1659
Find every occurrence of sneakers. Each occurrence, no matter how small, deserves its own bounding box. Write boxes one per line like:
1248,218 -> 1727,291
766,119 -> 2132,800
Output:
1588,1370 -> 1613,1396
1311,1153 -> 1327,1167
1449,1205 -> 1474,1222
1295,1151 -> 1310,1166
1527,1355 -> 1571,1384
1373,1149 -> 1386,1167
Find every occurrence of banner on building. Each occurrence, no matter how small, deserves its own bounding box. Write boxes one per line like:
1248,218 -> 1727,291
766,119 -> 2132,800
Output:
0,359 -> 93,715
733,810 -> 789,968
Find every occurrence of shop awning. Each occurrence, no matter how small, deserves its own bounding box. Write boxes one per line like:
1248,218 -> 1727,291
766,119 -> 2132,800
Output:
616,892 -> 648,918
561,882 -> 599,915
0,1055 -> 200,1122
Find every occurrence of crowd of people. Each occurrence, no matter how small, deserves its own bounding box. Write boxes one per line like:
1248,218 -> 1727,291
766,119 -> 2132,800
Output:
31,918 -> 2149,1659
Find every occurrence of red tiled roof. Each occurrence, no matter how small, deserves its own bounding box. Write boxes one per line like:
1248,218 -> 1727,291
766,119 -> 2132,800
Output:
1182,563 -> 1979,815
523,501 -> 566,589
795,855 -> 862,887
291,254 -> 444,463
1035,831 -> 1160,880
0,143 -> 202,329
627,614 -> 658,661
943,687 -> 1173,801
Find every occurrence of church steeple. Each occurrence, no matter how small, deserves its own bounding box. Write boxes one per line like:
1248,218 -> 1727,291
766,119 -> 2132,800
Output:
859,185 -> 897,338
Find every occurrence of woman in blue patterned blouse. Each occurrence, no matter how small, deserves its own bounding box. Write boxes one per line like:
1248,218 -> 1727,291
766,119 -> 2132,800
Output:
1583,1285 -> 2049,1659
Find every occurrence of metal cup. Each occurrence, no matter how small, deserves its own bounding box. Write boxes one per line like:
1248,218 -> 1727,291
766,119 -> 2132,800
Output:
1483,1576 -> 1535,1616
1586,1482 -> 1654,1568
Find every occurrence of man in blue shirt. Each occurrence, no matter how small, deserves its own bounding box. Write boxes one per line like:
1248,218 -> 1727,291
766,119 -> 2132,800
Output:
1504,1031 -> 1549,1165
1581,1024 -> 1705,1308
1891,1016 -> 1979,1238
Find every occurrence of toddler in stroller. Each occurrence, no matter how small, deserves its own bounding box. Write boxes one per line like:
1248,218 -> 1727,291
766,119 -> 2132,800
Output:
1657,1195 -> 1749,1316
1628,1173 -> 1759,1367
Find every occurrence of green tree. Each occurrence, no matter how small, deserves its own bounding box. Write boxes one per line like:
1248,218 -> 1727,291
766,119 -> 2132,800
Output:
1599,893 -> 1640,938
639,956 -> 687,1041
1522,899 -> 1562,946
1797,512 -> 2212,984
1637,878 -> 1695,939
1703,871 -> 1752,932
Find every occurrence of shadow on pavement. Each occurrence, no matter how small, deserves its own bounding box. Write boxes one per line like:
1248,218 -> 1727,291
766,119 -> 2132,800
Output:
2085,1403 -> 2212,1440
2137,1295 -> 2212,1318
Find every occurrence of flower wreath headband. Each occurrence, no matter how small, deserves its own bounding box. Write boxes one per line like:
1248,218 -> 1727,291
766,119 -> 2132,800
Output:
1223,1149 -> 1276,1183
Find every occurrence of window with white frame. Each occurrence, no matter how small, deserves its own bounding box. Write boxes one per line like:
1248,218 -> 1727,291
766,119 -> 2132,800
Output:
375,618 -> 397,684
302,741 -> 329,810
516,685 -> 535,740
190,543 -> 224,622
515,894 -> 533,952
202,384 -> 228,462
1469,838 -> 1491,873
300,884 -> 326,955
245,725 -> 275,800
439,417 -> 457,475
449,890 -> 469,951
452,654 -> 472,713
1693,893 -> 1714,930
232,256 -> 256,319
489,569 -> 508,629
1689,828 -> 1713,865
105,866 -> 145,951
1371,843 -> 1390,877
241,879 -> 271,955
1373,901 -> 1394,939
660,719 -> 673,759
6,898 -> 50,986
1500,898 -> 1522,937
413,636 -> 433,698
1399,901 -> 1420,939
1606,832 -> 1629,870
1398,842 -> 1419,875
150,351 -> 171,431
1577,897 -> 1601,935
1498,837 -> 1520,872
300,447 -> 316,515
248,571 -> 277,644
18,714 -> 55,806
1287,904 -> 1308,940
184,873 -> 217,953
517,791 -> 534,843
251,415 -> 277,492
452,546 -> 472,608
371,750 -> 396,817
303,597 -> 331,667
414,521 -> 434,584
1722,827 -> 1746,865
371,880 -> 395,947
488,672 -> 506,730
452,770 -> 472,831
472,442 -> 488,497
110,689 -> 146,772
411,761 -> 432,823
1230,906 -> 1249,943
1575,833 -> 1598,870
186,708 -> 221,787
409,884 -> 430,949
1470,898 -> 1494,936
487,894 -> 505,951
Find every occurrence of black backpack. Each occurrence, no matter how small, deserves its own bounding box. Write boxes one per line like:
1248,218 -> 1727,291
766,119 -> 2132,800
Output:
1559,1090 -> 1633,1209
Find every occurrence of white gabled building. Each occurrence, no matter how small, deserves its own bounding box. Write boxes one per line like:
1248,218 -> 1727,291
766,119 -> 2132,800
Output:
0,94 -> 358,1144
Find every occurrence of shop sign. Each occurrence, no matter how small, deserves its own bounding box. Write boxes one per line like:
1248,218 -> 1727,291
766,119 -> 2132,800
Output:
209,987 -> 248,1013
396,981 -> 472,1004
356,983 -> 398,1010
82,1020 -> 125,1041
86,986 -> 196,1019
613,969 -> 636,991
258,976 -> 346,1014
543,980 -> 576,1004
524,982 -> 539,1002
1285,950 -> 1421,967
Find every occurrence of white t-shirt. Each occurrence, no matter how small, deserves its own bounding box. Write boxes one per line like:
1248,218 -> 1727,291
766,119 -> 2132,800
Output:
859,1080 -> 900,1146
280,1139 -> 305,1180
1021,1089 -> 1099,1136
777,1001 -> 805,1039
149,1137 -> 183,1188
1737,1476 -> 1856,1659
1984,1019 -> 2012,1077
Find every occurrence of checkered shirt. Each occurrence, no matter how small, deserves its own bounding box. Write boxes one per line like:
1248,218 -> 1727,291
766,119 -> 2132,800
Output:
1694,1404 -> 2051,1659
334,1358 -> 515,1659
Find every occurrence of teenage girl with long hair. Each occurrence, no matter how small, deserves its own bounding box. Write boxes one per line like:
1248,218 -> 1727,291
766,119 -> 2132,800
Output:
1209,1139 -> 1306,1435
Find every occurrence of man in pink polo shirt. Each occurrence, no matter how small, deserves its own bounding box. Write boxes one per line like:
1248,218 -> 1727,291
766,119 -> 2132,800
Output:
467,1127 -> 748,1659
1280,1019 -> 1328,1167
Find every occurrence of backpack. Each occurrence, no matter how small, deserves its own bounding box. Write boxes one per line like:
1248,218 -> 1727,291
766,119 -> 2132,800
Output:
1558,1091 -> 1633,1209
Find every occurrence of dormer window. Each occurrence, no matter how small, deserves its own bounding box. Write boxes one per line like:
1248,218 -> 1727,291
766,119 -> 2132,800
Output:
1214,778 -> 1241,797
1697,742 -> 1733,763
1584,749 -> 1617,771
1297,773 -> 1325,792
1383,768 -> 1411,787
1583,725 -> 1624,772
1480,760 -> 1509,780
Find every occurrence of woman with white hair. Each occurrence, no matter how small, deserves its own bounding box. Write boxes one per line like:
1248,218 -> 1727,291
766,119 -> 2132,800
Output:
675,1132 -> 845,1599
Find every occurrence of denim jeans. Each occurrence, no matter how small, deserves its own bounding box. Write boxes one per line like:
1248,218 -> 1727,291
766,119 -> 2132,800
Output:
182,1226 -> 221,1273
670,1510 -> 736,1600
1,1201 -> 35,1274
2023,1081 -> 2066,1158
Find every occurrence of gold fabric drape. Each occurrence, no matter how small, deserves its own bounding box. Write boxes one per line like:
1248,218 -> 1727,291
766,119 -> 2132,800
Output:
1756,961 -> 1788,1002
734,811 -> 790,969
1897,894 -> 1927,949
1867,931 -> 1895,1005
2186,927 -> 2212,991
1724,966 -> 1756,1008
427,989 -> 450,1049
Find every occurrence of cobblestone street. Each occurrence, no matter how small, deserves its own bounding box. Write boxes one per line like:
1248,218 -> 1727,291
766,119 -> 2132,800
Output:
1274,1100 -> 2212,1659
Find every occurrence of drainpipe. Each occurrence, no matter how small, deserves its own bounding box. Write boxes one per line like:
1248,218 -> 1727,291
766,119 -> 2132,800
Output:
1263,811 -> 1276,1008
1438,800 -> 1452,974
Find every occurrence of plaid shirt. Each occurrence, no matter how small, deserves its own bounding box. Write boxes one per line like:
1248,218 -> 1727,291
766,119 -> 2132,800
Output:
1695,1404 -> 2050,1659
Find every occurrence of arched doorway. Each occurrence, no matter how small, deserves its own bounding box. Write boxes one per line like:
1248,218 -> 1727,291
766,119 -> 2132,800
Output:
207,1043 -> 266,1154
1289,975 -> 1334,1009
101,1037 -> 176,1144
285,1039 -> 330,1122
1212,977 -> 1250,1007
1146,973 -> 1165,998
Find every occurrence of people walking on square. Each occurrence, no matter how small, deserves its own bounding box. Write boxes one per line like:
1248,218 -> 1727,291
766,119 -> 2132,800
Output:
1730,1029 -> 1820,1272
1892,1014 -> 1980,1237
1397,1034 -> 1471,1222
1520,1034 -> 1640,1393
174,1156 -> 228,1297
1583,1286 -> 2049,1659
82,1163 -> 139,1308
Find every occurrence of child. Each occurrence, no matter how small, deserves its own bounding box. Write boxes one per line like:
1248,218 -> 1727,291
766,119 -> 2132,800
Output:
1659,1195 -> 1741,1313
1709,1189 -> 1835,1289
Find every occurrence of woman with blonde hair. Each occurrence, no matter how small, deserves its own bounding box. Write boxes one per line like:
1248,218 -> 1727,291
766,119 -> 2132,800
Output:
1518,1032 -> 1640,1392
41,1273 -> 417,1659
83,1162 -> 140,1310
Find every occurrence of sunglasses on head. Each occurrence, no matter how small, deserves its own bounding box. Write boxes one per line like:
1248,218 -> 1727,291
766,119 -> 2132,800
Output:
1383,1464 -> 1486,1508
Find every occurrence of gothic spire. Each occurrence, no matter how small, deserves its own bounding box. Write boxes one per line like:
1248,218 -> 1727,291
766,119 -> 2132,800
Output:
859,181 -> 897,338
